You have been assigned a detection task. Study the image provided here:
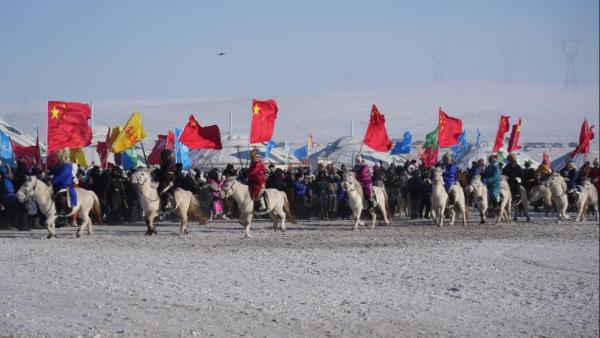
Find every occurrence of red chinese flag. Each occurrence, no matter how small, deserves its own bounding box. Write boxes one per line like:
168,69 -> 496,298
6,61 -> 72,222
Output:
437,108 -> 463,147
148,135 -> 168,165
250,99 -> 278,144
507,118 -> 522,153
492,115 -> 511,153
12,142 -> 41,169
47,101 -> 92,152
363,104 -> 392,152
419,146 -> 439,168
179,115 -> 223,150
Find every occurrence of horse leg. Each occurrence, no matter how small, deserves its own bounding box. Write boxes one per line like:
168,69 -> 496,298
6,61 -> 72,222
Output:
46,218 -> 57,239
270,213 -> 278,231
244,214 -> 253,238
278,208 -> 286,232
370,209 -> 377,229
379,204 -> 390,225
180,212 -> 189,235
449,207 -> 456,226
439,206 -> 445,227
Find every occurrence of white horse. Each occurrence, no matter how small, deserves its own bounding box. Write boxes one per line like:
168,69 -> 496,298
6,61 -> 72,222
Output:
16,176 -> 102,239
466,175 -> 488,224
430,170 -> 467,226
341,172 -> 390,230
430,170 -> 448,227
529,183 -> 553,216
575,179 -> 599,222
548,173 -> 569,221
496,176 -> 513,224
220,176 -> 296,238
130,169 -> 207,235
510,181 -> 531,222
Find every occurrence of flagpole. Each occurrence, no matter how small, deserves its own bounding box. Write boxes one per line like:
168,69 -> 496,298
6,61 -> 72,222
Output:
140,142 -> 149,166
90,100 -> 94,129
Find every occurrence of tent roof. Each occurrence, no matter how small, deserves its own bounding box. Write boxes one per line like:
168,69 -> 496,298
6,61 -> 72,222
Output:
309,136 -> 408,168
189,134 -> 301,170
0,117 -> 38,147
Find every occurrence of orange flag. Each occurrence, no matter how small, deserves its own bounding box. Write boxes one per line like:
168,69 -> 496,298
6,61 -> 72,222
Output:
363,104 -> 392,152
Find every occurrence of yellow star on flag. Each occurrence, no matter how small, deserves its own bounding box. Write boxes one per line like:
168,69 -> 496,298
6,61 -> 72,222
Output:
50,106 -> 60,119
253,104 -> 261,116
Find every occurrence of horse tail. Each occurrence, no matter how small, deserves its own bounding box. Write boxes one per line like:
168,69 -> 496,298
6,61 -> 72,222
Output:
383,189 -> 391,218
188,193 -> 209,225
92,192 -> 104,225
283,194 -> 297,224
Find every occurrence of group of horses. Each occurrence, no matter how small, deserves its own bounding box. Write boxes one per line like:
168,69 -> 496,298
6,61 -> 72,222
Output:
14,167 -> 599,239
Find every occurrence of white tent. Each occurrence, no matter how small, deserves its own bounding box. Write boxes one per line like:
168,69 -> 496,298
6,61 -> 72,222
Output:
0,117 -> 39,147
189,134 -> 301,171
456,143 -> 540,169
308,136 -> 408,169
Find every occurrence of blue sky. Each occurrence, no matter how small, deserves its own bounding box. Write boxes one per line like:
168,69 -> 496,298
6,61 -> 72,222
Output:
1,0 -> 598,102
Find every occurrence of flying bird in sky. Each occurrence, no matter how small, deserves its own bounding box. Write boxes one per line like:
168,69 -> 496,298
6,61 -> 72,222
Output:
217,52 -> 226,56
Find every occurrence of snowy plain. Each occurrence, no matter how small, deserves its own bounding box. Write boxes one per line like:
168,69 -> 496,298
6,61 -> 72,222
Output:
0,214 -> 598,337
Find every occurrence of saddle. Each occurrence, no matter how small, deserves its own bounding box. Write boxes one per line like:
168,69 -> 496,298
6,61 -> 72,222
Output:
159,189 -> 176,215
253,192 -> 270,214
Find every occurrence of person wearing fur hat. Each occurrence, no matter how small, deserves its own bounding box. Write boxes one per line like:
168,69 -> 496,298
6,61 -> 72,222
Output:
502,153 -> 523,200
248,147 -> 268,211
155,149 -> 176,213
441,152 -> 458,206
353,155 -> 374,209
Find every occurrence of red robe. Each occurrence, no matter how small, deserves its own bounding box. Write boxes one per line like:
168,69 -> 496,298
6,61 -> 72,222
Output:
248,158 -> 267,200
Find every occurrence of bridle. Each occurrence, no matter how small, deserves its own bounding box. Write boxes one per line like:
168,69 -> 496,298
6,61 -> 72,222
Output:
132,171 -> 161,202
221,179 -> 236,198
19,178 -> 55,216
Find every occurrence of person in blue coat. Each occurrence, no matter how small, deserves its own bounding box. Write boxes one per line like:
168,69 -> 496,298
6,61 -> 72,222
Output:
51,155 -> 77,215
441,153 -> 458,206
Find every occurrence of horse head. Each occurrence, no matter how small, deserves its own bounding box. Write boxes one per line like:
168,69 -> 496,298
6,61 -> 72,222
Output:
220,176 -> 238,199
16,176 -> 38,203
466,175 -> 484,195
131,169 -> 151,186
341,172 -> 356,192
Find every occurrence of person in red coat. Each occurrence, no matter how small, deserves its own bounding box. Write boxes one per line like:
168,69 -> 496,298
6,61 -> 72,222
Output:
248,148 -> 267,211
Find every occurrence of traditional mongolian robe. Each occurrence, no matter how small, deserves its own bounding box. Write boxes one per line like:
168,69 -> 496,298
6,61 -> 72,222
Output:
248,158 -> 267,201
482,162 -> 501,203
355,164 -> 373,200
51,162 -> 77,206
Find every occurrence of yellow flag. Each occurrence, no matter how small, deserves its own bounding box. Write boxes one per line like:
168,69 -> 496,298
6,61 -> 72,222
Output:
111,112 -> 147,153
69,148 -> 88,167
109,126 -> 122,149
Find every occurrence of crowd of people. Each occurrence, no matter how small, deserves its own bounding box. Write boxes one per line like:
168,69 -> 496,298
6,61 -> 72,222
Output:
1,148 -> 599,231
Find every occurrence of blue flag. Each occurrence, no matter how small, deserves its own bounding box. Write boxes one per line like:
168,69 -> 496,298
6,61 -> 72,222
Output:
390,131 -> 412,155
265,140 -> 276,159
0,130 -> 14,167
175,128 -> 192,170
294,145 -> 308,161
451,130 -> 468,156
476,129 -> 481,149
122,146 -> 138,171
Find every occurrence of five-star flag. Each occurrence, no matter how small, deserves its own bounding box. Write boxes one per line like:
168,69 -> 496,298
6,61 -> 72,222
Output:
437,108 -> 463,148
363,104 -> 392,152
250,99 -> 278,144
178,115 -> 223,150
47,101 -> 92,153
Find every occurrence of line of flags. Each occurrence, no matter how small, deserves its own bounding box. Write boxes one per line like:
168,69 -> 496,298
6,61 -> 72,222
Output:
4,97 -> 596,170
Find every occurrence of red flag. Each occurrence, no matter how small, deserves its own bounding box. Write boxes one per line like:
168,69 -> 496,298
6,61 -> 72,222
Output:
178,115 -> 223,150
166,130 -> 175,151
492,115 -> 511,153
148,135 -> 168,165
363,104 -> 392,152
419,146 -> 438,168
507,118 -> 522,153
12,142 -> 41,169
569,119 -> 595,158
250,99 -> 278,144
437,108 -> 463,147
96,127 -> 111,169
47,101 -> 92,152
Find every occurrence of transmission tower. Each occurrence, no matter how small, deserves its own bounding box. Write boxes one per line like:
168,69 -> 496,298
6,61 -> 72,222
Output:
501,45 -> 515,84
561,39 -> 580,91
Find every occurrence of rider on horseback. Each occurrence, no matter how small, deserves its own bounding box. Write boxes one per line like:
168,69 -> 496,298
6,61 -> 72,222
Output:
502,153 -> 523,201
441,153 -> 457,207
353,155 -> 374,209
482,155 -> 501,209
156,149 -> 176,213
50,151 -> 77,217
248,148 -> 268,212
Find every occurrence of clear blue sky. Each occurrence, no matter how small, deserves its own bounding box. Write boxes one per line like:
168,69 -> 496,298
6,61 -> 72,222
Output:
1,0 -> 598,102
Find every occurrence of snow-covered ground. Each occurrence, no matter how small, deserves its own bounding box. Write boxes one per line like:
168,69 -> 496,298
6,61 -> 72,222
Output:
1,215 -> 598,337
